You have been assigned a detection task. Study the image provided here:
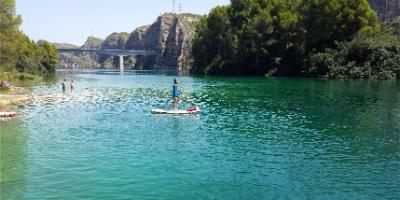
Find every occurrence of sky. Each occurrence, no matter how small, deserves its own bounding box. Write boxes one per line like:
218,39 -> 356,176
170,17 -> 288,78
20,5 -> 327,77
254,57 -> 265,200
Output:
16,0 -> 230,46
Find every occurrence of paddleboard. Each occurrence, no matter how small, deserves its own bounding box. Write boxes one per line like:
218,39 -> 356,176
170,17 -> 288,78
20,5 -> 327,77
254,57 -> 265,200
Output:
151,106 -> 200,115
0,112 -> 17,118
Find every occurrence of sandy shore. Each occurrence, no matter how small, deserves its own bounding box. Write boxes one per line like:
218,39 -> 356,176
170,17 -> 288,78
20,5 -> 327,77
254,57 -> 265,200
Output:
0,87 -> 34,111
0,86 -> 68,112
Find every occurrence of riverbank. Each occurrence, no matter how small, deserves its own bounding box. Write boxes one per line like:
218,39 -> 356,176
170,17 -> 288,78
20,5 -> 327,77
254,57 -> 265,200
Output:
0,87 -> 33,111
0,71 -> 42,81
0,71 -> 57,112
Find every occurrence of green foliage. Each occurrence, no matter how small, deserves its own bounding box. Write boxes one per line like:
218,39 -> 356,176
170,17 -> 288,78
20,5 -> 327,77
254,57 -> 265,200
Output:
382,18 -> 400,36
0,0 -> 24,71
37,41 -> 59,73
101,32 -> 130,49
306,34 -> 400,79
302,0 -> 380,51
191,0 -> 384,78
191,6 -> 236,74
0,0 -> 59,76
0,71 -> 38,81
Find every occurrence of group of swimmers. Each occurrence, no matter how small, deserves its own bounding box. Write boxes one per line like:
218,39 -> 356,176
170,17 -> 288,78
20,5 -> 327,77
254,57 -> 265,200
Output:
61,79 -> 74,92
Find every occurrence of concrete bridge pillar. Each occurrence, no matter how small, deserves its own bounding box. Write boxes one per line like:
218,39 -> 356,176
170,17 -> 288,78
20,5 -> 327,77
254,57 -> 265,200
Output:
119,55 -> 124,71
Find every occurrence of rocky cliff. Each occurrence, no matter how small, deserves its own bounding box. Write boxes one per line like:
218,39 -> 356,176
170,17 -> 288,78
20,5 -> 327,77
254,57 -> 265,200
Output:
57,36 -> 105,68
125,13 -> 200,69
80,36 -> 104,67
368,0 -> 400,20
57,13 -> 200,70
82,36 -> 103,49
102,32 -> 129,49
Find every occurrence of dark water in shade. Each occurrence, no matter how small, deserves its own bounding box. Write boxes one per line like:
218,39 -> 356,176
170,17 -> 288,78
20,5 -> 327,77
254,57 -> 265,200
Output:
1,70 -> 399,199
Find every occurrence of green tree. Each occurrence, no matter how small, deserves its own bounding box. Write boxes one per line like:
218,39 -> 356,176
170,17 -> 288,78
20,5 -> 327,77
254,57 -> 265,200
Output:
0,0 -> 59,76
191,6 -> 236,74
191,0 -> 383,78
302,0 -> 380,51
306,34 -> 400,79
37,41 -> 59,73
0,0 -> 24,71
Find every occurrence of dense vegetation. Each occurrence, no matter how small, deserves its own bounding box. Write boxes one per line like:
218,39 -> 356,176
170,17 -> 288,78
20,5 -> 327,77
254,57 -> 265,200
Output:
191,0 -> 399,79
0,0 -> 58,80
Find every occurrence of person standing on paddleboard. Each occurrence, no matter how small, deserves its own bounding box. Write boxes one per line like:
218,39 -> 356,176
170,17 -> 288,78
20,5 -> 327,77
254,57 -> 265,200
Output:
172,79 -> 180,110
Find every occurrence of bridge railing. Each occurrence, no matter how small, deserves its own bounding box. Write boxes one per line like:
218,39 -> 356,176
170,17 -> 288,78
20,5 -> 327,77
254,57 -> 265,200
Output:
56,48 -> 157,56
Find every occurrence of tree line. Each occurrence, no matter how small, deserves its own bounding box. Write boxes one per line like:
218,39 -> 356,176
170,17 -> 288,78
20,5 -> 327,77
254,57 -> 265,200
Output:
0,0 -> 58,79
190,0 -> 400,79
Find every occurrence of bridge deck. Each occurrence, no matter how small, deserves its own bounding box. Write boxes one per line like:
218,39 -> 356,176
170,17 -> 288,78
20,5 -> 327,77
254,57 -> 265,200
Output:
57,48 -> 156,56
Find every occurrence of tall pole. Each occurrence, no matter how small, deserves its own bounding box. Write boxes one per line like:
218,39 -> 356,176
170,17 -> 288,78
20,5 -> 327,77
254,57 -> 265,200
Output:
172,0 -> 176,13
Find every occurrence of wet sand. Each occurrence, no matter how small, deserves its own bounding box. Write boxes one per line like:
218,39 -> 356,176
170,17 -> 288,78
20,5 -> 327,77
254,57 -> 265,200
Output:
0,86 -> 72,112
0,87 -> 33,111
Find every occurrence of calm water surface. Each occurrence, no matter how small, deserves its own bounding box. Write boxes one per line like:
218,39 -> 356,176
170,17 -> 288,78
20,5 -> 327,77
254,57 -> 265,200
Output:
1,70 -> 399,199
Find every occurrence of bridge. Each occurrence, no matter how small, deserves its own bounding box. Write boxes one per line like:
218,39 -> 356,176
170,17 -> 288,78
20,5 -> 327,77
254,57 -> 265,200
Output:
57,48 -> 156,70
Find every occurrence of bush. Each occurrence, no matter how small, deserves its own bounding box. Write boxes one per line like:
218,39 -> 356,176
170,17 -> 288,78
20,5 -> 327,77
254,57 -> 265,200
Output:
14,72 -> 36,80
306,34 -> 400,79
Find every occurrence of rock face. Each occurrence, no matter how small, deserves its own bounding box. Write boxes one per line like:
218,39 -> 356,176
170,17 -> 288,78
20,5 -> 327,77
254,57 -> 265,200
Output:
53,43 -> 80,49
101,32 -> 129,49
99,32 -> 130,67
82,36 -> 103,49
125,13 -> 200,69
125,25 -> 150,50
57,36 -> 105,68
57,13 -> 200,70
368,0 -> 400,20
80,36 -> 104,67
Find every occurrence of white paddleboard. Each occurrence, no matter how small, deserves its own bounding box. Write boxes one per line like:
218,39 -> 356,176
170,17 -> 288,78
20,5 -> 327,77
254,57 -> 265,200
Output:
151,106 -> 200,115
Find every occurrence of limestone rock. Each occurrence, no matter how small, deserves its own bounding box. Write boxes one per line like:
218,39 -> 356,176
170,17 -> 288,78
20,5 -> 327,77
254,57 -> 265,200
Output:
125,13 -> 200,70
57,13 -> 200,70
57,37 -> 105,68
82,36 -> 103,49
102,32 -> 129,49
126,25 -> 150,49
52,43 -> 80,49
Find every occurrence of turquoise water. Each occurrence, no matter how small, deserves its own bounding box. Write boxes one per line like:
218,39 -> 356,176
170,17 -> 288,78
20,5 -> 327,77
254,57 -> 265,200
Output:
1,70 -> 399,199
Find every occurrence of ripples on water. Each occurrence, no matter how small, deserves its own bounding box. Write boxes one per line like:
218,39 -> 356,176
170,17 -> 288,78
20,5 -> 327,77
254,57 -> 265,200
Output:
1,70 -> 399,199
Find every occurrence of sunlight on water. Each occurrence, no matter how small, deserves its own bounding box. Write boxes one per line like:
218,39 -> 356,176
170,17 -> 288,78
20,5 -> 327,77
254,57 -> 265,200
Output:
1,70 -> 399,199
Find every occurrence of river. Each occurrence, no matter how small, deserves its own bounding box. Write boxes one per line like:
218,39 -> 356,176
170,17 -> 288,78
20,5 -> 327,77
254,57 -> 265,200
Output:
1,69 -> 399,199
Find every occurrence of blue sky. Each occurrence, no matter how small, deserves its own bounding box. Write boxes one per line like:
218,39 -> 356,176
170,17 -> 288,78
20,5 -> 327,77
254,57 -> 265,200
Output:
16,0 -> 230,45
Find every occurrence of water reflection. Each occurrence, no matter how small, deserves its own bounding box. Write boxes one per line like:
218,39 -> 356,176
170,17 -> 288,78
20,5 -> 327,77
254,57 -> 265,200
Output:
0,119 -> 28,199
